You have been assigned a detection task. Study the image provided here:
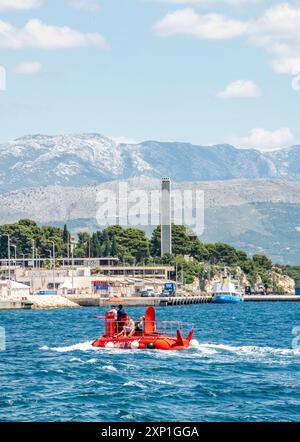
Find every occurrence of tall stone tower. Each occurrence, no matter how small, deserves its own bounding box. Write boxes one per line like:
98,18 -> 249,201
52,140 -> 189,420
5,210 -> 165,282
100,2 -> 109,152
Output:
161,177 -> 172,256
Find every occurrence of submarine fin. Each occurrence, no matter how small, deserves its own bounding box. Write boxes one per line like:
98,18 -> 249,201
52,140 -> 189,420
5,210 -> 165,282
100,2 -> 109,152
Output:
186,328 -> 194,342
176,330 -> 184,346
145,306 -> 156,334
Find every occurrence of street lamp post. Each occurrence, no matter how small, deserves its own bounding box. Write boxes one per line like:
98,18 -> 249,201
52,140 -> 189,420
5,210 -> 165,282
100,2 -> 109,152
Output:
31,239 -> 35,294
51,241 -> 56,292
31,239 -> 35,270
46,250 -> 52,269
68,236 -> 76,294
1,234 -> 11,296
2,234 -> 11,282
71,243 -> 74,293
11,244 -> 17,276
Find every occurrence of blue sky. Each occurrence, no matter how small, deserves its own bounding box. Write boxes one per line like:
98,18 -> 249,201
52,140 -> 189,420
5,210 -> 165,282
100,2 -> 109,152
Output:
0,0 -> 300,150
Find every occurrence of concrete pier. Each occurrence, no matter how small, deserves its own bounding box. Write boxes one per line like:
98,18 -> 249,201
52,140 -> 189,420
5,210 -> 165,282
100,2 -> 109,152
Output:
66,294 -> 300,307
2,294 -> 300,310
66,295 -> 211,307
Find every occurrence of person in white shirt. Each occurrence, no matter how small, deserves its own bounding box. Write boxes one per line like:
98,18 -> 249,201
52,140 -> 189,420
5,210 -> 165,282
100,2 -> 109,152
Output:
108,306 -> 117,319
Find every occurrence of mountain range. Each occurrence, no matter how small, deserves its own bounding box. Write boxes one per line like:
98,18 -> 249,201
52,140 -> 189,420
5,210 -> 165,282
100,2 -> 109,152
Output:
1,133 -> 300,264
1,133 -> 300,192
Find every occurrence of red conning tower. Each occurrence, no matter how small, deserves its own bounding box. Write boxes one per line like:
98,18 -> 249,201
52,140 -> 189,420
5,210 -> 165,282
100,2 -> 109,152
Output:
105,312 -> 116,337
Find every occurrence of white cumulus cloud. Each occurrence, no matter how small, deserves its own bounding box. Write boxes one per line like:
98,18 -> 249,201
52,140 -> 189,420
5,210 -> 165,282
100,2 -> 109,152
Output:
0,19 -> 108,49
154,3 -> 300,76
249,3 -> 300,75
232,127 -> 294,151
154,1 -> 259,5
154,7 -> 248,39
70,0 -> 100,12
270,57 -> 300,75
217,80 -> 261,98
0,0 -> 42,10
14,61 -> 42,74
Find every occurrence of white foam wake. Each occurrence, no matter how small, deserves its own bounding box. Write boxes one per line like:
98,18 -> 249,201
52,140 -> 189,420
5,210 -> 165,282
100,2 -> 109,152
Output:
189,341 -> 300,357
40,341 -> 97,353
40,339 -> 300,359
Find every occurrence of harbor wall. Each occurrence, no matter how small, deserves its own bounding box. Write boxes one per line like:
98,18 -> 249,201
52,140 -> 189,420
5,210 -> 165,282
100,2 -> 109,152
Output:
2,294 -> 300,310
66,294 -> 300,307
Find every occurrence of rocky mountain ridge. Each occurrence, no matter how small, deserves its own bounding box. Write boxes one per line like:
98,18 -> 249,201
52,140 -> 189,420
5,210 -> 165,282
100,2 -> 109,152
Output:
1,133 -> 300,193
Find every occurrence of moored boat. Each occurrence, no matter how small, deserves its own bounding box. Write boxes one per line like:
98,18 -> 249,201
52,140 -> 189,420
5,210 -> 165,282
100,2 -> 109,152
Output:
212,269 -> 244,304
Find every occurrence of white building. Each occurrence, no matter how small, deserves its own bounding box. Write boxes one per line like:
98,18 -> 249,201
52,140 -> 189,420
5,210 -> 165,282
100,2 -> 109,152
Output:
0,280 -> 30,298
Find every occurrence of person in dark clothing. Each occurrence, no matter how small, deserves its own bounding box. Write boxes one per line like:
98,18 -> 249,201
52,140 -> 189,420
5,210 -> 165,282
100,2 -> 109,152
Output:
117,305 -> 127,332
117,305 -> 127,322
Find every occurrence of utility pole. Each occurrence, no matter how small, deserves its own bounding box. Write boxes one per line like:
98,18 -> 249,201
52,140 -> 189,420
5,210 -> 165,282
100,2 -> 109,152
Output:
71,244 -> 74,293
47,250 -> 52,269
70,237 -> 75,294
2,234 -> 11,296
31,239 -> 35,270
3,234 -> 11,282
31,239 -> 35,294
11,244 -> 17,277
51,241 -> 56,292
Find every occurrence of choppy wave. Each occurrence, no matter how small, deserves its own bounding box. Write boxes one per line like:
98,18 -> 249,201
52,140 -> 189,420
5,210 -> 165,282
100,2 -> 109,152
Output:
148,378 -> 173,385
2,303 -> 300,422
123,380 -> 148,389
102,365 -> 118,372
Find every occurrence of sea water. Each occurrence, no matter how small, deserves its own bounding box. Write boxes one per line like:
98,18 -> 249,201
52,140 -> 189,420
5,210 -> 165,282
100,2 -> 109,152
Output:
0,303 -> 299,422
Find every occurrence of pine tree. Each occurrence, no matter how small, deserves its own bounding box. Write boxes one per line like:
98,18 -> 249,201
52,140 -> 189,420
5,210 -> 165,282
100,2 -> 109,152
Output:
63,224 -> 69,244
102,231 -> 112,256
103,239 -> 112,257
91,232 -> 101,257
111,236 -> 117,256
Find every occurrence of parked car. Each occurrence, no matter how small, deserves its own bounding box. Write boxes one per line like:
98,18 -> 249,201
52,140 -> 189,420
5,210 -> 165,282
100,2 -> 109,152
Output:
160,289 -> 176,297
140,290 -> 155,297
